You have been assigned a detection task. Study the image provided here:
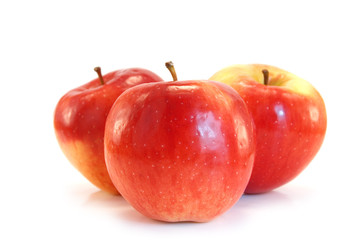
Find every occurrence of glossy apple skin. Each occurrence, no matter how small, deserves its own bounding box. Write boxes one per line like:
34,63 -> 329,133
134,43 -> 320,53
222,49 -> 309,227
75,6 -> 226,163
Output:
104,80 -> 255,222
210,64 -> 327,194
54,68 -> 163,194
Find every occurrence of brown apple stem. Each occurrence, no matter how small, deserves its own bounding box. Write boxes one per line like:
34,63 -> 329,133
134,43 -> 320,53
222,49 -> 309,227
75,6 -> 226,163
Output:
262,69 -> 269,85
165,61 -> 178,81
94,67 -> 105,85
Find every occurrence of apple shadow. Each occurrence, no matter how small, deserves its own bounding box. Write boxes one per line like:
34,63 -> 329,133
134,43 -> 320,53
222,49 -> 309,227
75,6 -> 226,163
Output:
217,185 -> 316,226
213,190 -> 290,224
120,208 -> 164,225
85,190 -> 127,208
84,190 -> 226,225
234,184 -> 315,211
238,190 -> 292,209
84,190 -> 162,224
82,185 -> 314,225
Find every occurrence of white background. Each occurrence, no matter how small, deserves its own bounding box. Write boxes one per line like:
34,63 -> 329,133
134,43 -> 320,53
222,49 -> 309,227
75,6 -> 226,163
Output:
1,0 -> 360,239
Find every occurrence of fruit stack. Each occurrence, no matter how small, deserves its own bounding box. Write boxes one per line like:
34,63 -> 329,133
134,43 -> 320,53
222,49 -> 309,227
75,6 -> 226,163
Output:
54,62 -> 327,222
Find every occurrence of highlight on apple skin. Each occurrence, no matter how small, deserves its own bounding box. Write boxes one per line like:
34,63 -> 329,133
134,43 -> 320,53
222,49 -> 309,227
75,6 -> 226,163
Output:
210,64 -> 327,194
54,67 -> 163,194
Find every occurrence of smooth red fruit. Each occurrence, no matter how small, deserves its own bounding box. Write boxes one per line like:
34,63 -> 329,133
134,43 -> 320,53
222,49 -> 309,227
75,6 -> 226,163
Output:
104,65 -> 255,221
54,67 -> 163,194
210,64 -> 327,194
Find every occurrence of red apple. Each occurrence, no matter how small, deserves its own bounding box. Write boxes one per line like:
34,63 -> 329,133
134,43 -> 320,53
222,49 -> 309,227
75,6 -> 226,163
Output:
210,64 -> 327,194
104,62 -> 255,222
54,67 -> 163,194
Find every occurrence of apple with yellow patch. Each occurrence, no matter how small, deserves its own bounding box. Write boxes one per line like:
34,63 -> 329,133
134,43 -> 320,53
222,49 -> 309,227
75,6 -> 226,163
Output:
210,64 -> 327,194
54,67 -> 163,194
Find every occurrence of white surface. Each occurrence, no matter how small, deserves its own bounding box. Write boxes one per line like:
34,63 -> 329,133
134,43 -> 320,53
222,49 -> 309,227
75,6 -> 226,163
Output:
1,0 -> 360,239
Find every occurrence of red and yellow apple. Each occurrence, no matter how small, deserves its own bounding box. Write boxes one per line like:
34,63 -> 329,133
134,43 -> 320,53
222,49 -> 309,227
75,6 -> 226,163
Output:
104,62 -> 255,221
54,67 -> 163,194
210,64 -> 327,194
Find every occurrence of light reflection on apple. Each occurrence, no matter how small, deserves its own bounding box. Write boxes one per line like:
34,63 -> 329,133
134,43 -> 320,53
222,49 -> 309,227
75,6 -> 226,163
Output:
196,111 -> 224,151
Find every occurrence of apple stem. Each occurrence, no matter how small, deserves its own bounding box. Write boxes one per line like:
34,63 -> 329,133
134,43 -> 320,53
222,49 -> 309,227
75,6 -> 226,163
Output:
94,67 -> 105,85
262,69 -> 269,86
165,61 -> 178,82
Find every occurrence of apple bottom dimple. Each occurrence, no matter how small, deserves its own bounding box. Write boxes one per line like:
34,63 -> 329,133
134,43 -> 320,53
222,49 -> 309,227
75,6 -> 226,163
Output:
59,140 -> 119,195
